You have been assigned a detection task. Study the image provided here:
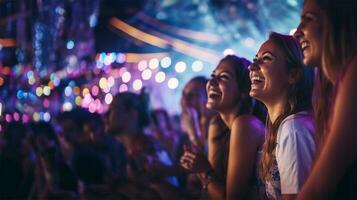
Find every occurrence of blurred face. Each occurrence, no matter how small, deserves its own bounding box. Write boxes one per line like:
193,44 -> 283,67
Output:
107,101 -> 132,134
248,39 -> 291,104
294,0 -> 324,67
206,61 -> 240,112
181,80 -> 207,111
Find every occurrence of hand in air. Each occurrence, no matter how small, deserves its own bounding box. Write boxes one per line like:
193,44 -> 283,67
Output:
180,145 -> 211,173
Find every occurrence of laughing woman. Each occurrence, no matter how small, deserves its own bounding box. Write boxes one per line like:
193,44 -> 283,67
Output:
180,55 -> 266,200
249,32 -> 316,200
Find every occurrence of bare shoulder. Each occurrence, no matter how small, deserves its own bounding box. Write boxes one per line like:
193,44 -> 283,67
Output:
231,115 -> 265,138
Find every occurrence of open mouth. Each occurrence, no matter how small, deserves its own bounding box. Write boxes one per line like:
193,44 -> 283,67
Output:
301,41 -> 309,51
250,75 -> 265,84
208,90 -> 221,98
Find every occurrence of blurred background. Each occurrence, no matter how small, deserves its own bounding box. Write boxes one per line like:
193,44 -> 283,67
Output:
0,0 -> 302,124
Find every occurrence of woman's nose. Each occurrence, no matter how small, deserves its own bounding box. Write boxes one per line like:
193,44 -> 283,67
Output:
248,62 -> 259,71
208,77 -> 218,86
293,24 -> 303,39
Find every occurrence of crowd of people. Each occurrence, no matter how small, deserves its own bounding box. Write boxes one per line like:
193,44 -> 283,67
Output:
1,0 -> 356,199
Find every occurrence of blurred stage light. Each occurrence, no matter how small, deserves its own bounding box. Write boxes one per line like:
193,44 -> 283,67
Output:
36,87 -> 43,97
155,71 -> 166,83
142,69 -> 152,80
122,72 -> 131,83
119,84 -> 128,92
43,86 -> 51,96
65,86 -> 72,97
105,93 -> 113,104
43,112 -> 51,122
62,102 -> 73,111
168,77 -> 179,89
91,85 -> 99,96
66,40 -> 74,49
223,48 -> 235,56
116,53 -> 126,63
149,58 -> 159,69
138,60 -> 148,71
133,79 -> 143,91
244,37 -> 256,48
192,60 -> 204,72
160,57 -> 171,68
175,61 -> 187,73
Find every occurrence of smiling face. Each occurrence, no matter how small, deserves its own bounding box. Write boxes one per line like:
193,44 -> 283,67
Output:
206,61 -> 240,112
248,39 -> 291,104
181,79 -> 207,112
294,0 -> 324,67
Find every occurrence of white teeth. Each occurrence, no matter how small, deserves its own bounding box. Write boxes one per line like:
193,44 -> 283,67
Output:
251,76 -> 265,82
301,42 -> 308,49
209,91 -> 220,96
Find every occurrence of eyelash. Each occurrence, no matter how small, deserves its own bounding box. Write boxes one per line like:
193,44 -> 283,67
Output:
253,56 -> 272,62
210,74 -> 229,80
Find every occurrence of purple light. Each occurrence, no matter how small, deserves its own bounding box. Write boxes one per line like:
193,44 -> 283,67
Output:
5,114 -> 12,122
13,112 -> 20,121
22,115 -> 30,123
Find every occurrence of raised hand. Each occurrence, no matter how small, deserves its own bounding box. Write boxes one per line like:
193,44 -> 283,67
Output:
180,145 -> 211,173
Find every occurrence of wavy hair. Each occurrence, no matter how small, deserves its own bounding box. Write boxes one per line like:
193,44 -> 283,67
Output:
259,32 -> 314,181
315,0 -> 357,83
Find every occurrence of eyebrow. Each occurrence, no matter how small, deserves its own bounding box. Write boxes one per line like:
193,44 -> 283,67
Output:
301,11 -> 319,18
256,51 -> 274,57
211,70 -> 232,75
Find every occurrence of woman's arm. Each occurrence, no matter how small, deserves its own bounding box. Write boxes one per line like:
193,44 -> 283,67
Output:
224,116 -> 264,200
298,57 -> 357,199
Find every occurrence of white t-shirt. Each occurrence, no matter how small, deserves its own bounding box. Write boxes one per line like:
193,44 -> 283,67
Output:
275,111 -> 316,194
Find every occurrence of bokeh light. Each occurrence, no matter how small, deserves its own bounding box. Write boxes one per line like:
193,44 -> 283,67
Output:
105,93 -> 113,104
122,71 -> 131,83
223,48 -> 235,56
155,71 -> 166,83
175,61 -> 187,73
138,60 -> 148,71
149,58 -> 159,69
142,69 -> 152,80
160,57 -> 171,68
66,40 -> 74,49
168,77 -> 179,89
91,85 -> 99,96
64,86 -> 72,97
62,102 -> 73,111
119,84 -> 128,92
133,79 -> 143,91
192,60 -> 204,72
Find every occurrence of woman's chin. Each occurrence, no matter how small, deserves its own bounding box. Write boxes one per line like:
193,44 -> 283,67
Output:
249,90 -> 262,101
206,102 -> 218,111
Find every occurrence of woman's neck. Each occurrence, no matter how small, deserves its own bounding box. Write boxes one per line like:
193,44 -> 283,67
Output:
266,98 -> 287,124
219,108 -> 241,129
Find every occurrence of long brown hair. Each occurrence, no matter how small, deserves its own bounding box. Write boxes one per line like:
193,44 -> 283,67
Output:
211,55 -> 253,180
313,68 -> 333,151
316,0 -> 357,83
259,32 -> 314,181
310,0 -> 357,152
